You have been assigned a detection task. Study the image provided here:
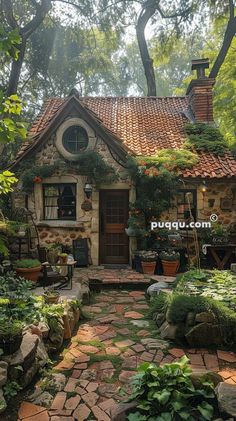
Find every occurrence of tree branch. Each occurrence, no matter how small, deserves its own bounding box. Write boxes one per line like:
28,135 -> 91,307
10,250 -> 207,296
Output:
229,0 -> 235,19
209,13 -> 236,78
22,0 -> 52,38
1,0 -> 18,29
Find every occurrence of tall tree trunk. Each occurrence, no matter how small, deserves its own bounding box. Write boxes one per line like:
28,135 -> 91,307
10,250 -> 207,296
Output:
136,2 -> 157,96
209,0 -> 236,78
2,0 -> 52,95
6,38 -> 26,96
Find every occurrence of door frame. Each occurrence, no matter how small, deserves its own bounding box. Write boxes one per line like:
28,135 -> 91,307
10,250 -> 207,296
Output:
99,189 -> 129,265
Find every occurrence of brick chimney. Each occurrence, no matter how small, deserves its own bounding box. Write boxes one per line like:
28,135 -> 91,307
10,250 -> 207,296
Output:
186,59 -> 215,123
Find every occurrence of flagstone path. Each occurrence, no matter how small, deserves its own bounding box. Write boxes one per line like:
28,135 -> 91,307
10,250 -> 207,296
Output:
18,287 -> 236,421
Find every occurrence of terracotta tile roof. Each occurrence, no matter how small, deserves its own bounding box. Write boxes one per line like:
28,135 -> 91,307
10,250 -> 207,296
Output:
14,96 -> 236,178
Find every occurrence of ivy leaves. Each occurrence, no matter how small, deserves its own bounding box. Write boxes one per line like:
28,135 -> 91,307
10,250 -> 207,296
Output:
127,357 -> 216,421
0,170 -> 18,195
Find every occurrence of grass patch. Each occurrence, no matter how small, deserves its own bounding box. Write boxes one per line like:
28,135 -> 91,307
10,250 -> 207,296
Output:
88,353 -> 122,369
88,352 -> 123,383
148,293 -> 171,319
67,391 -> 77,399
75,339 -> 105,349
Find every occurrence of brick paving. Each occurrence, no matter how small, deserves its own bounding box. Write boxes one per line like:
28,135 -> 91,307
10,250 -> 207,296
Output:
18,270 -> 236,420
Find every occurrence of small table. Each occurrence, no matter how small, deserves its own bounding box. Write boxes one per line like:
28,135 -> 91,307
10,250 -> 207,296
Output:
205,244 -> 236,270
42,261 -> 77,290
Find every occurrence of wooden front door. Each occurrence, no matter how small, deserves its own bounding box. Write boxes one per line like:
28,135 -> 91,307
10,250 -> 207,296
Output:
99,190 -> 129,264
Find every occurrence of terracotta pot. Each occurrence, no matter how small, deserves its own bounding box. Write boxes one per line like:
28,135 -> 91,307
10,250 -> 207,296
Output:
161,260 -> 179,276
141,261 -> 156,275
73,309 -> 80,324
16,266 -> 42,283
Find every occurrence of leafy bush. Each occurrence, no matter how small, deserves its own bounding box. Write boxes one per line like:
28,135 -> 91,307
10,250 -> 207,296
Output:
127,356 -> 215,421
160,251 -> 180,261
185,123 -> 228,155
167,294 -> 212,323
176,269 -> 236,310
166,294 -> 236,346
0,271 -> 32,298
14,259 -> 41,268
0,319 -> 23,337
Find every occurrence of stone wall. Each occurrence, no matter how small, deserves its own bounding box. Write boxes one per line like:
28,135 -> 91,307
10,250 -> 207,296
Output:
14,117 -> 134,265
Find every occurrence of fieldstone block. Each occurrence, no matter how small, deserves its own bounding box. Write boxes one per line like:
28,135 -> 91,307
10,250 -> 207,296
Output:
110,402 -> 137,421
215,382 -> 236,418
3,333 -> 39,371
186,323 -> 223,347
195,312 -> 216,324
0,388 -> 7,413
0,364 -> 8,387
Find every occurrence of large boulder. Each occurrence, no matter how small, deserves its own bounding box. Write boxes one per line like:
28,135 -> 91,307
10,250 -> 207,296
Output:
195,312 -> 216,324
0,389 -> 7,413
215,382 -> 236,418
3,333 -> 39,372
185,323 -> 223,347
36,339 -> 49,368
147,282 -> 169,297
0,362 -> 8,387
111,401 -> 137,421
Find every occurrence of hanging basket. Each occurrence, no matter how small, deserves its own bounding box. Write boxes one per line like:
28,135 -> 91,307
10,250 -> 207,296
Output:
81,200 -> 92,211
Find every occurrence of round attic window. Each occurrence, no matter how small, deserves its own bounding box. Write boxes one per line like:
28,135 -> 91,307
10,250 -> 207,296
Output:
62,125 -> 88,154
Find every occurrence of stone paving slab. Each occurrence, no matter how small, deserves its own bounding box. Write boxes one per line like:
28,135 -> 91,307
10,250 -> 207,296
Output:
17,268 -> 236,420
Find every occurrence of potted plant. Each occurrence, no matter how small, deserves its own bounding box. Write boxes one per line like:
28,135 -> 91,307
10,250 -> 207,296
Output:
43,287 -> 60,304
46,243 -> 61,265
15,259 -> 42,283
160,250 -> 180,276
0,319 -> 23,355
211,223 -> 229,244
139,250 -> 158,275
69,299 -> 82,323
58,253 -> 68,264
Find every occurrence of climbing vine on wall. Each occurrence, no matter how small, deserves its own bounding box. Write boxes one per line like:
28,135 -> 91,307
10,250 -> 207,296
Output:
126,148 -> 199,247
20,151 -> 118,192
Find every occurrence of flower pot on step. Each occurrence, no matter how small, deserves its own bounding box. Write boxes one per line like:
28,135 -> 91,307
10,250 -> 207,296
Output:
16,266 -> 42,283
141,261 -> 156,275
161,260 -> 179,276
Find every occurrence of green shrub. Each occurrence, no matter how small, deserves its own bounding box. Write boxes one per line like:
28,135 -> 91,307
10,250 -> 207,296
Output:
127,356 -> 215,421
0,319 -> 23,336
167,294 -> 236,346
167,294 -> 211,323
14,259 -> 41,268
185,123 -> 228,155
148,292 -> 171,318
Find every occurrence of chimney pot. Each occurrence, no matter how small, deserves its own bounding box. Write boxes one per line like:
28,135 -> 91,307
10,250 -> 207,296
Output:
191,58 -> 209,79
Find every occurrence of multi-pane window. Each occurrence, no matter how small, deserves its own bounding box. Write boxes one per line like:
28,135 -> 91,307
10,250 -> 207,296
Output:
43,184 -> 76,220
62,125 -> 88,154
177,189 -> 197,221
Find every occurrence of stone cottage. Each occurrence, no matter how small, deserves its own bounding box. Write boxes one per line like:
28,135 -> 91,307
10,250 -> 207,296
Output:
10,59 -> 236,265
